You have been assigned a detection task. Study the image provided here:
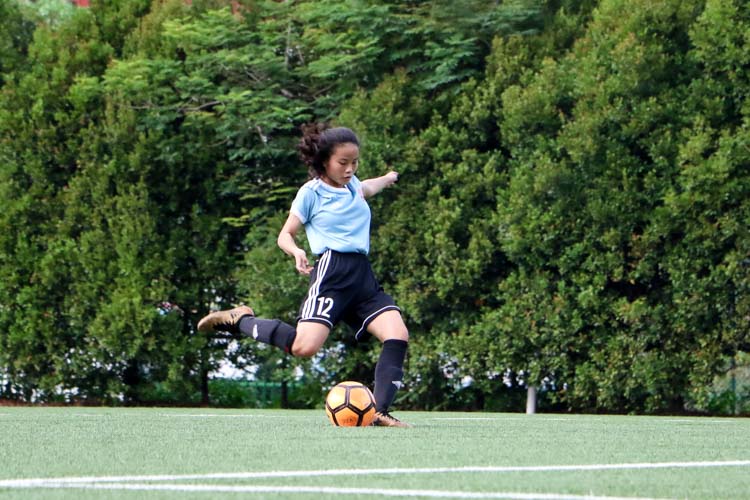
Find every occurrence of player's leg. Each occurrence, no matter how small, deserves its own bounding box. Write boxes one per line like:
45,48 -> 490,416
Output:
196,307 -> 329,357
198,251 -> 345,356
366,310 -> 410,427
197,306 -> 299,353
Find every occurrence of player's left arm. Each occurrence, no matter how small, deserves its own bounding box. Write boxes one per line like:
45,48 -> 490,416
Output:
361,171 -> 399,198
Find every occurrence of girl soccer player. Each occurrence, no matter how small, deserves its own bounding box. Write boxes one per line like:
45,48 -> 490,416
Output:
198,124 -> 410,427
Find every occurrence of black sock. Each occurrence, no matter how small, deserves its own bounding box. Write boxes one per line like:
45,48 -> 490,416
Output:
373,339 -> 408,413
238,317 -> 297,354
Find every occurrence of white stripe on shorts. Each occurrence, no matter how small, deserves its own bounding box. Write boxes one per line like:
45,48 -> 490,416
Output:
301,250 -> 332,320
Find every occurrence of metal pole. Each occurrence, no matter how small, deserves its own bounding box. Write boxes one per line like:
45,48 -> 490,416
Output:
729,354 -> 740,415
526,386 -> 537,414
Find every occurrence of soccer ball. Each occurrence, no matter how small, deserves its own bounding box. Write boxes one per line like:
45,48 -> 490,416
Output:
325,381 -> 376,427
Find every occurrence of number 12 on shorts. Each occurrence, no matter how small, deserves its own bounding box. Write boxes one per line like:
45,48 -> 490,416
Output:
316,297 -> 334,318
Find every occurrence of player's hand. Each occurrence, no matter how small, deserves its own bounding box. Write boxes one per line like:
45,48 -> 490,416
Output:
383,171 -> 399,187
293,248 -> 314,275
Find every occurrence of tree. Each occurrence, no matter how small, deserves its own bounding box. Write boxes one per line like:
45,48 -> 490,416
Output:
0,5 -> 117,400
484,0 -> 749,412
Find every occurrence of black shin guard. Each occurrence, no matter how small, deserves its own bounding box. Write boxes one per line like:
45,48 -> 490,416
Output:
373,339 -> 408,413
238,317 -> 297,354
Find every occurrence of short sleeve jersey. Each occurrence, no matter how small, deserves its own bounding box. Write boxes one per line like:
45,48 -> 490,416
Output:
290,176 -> 371,255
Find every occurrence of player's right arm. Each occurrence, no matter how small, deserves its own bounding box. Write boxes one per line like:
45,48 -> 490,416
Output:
278,213 -> 313,275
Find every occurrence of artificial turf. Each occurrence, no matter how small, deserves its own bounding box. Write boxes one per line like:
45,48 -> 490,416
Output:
0,408 -> 748,499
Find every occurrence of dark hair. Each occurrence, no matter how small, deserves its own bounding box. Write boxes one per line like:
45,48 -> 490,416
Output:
297,123 -> 360,178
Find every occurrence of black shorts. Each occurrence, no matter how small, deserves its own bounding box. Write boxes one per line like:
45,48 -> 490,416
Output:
298,250 -> 400,340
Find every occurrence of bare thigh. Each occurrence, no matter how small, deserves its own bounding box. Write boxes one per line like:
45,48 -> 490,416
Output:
366,310 -> 409,343
291,321 -> 331,358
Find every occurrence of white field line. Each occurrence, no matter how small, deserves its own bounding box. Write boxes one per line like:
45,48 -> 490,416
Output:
158,414 -> 267,418
157,413 -> 311,419
0,481 -> 672,500
431,417 -> 500,421
432,417 -> 571,421
436,417 -> 744,424
1,460 -> 749,488
661,419 -> 739,424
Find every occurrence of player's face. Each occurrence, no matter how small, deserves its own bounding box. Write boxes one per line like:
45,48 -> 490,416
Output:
322,142 -> 359,188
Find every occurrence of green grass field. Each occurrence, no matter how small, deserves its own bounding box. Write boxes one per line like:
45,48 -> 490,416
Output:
0,408 -> 748,499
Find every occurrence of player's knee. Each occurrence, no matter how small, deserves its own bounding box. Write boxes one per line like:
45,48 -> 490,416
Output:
399,326 -> 409,342
292,345 -> 319,358
291,338 -> 321,358
390,325 -> 409,342
290,322 -> 330,357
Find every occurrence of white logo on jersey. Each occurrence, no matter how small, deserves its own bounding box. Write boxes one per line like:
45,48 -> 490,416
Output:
391,381 -> 404,389
252,324 -> 259,340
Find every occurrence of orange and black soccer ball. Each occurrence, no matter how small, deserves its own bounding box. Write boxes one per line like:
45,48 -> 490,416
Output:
325,381 -> 376,427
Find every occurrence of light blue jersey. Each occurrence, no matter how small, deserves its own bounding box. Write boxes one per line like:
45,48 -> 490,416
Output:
290,176 -> 371,255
